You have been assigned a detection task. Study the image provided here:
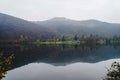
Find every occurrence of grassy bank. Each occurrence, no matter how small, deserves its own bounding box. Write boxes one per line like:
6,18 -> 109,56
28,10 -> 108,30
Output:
32,40 -> 108,45
32,40 -> 83,45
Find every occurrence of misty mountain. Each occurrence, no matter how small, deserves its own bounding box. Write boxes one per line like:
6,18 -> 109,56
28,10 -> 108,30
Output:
35,17 -> 120,37
0,13 -> 56,40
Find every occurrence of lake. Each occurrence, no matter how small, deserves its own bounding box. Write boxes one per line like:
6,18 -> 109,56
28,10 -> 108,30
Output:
1,44 -> 120,80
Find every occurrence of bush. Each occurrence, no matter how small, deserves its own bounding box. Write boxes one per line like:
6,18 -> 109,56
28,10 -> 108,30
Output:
0,53 -> 14,80
103,61 -> 120,80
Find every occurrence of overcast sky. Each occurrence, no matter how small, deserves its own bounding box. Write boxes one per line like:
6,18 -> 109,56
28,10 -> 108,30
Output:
0,0 -> 120,23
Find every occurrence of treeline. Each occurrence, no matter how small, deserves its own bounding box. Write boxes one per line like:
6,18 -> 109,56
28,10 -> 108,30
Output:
0,34 -> 120,44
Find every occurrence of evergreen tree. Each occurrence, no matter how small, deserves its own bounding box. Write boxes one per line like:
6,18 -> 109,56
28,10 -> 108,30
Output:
62,35 -> 65,41
103,62 -> 120,80
74,34 -> 78,40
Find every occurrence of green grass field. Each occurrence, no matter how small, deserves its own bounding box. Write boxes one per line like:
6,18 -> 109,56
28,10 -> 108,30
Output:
32,40 -> 82,45
31,39 -> 120,45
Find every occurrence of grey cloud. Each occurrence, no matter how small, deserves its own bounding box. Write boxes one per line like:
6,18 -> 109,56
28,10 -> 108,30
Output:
0,0 -> 120,23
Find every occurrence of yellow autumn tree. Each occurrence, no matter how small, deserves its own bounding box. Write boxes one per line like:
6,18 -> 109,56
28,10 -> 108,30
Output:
0,53 -> 14,80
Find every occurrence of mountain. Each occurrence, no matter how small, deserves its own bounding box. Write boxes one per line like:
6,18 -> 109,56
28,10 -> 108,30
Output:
35,17 -> 120,37
0,13 -> 56,40
1,13 -> 120,41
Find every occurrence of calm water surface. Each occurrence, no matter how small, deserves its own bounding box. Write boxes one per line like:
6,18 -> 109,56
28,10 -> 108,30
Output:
1,44 -> 120,80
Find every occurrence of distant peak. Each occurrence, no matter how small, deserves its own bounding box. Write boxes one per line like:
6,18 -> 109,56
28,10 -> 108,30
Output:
50,17 -> 68,21
85,19 -> 103,22
52,17 -> 67,19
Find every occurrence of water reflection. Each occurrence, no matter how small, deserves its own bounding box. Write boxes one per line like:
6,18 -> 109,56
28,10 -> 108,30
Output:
4,59 -> 120,80
0,44 -> 120,69
0,44 -> 120,80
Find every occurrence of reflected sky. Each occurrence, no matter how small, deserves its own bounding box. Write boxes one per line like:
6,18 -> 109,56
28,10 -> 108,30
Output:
1,44 -> 120,80
4,59 -> 120,80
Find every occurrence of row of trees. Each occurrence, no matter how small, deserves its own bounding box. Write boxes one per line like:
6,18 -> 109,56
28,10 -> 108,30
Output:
16,34 -> 120,41
61,34 -> 120,41
1,34 -> 120,43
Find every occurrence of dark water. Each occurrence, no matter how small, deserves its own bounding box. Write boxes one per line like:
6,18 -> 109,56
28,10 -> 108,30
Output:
1,44 -> 120,80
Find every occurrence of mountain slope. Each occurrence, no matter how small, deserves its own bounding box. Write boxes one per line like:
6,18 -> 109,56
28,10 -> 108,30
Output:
0,13 -> 56,40
35,17 -> 120,37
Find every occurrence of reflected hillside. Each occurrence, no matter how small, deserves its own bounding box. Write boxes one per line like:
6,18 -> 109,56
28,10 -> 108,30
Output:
0,44 -> 120,69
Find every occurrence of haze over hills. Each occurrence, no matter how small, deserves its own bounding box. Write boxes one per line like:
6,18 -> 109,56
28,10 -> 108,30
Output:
35,17 -> 120,37
0,13 -> 56,40
0,13 -> 120,41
